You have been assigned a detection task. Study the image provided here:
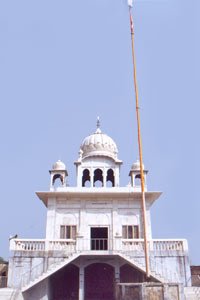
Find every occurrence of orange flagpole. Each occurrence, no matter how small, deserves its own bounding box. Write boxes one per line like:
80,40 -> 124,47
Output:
128,2 -> 150,278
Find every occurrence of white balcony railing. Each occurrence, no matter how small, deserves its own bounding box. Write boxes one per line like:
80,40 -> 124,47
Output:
121,239 -> 186,252
152,239 -> 185,252
11,239 -> 45,251
48,240 -> 76,252
10,238 -> 187,255
10,239 -> 76,252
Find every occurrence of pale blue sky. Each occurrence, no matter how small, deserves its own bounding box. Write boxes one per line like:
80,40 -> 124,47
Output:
0,0 -> 199,264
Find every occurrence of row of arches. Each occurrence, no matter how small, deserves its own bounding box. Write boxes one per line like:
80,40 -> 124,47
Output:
50,168 -> 116,188
82,168 -> 115,187
50,262 -> 150,300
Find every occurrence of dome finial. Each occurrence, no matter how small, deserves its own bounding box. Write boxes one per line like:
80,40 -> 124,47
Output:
96,116 -> 101,133
97,116 -> 100,129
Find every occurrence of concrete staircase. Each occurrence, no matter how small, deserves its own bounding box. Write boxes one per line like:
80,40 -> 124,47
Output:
119,251 -> 177,283
184,287 -> 200,300
21,252 -> 80,292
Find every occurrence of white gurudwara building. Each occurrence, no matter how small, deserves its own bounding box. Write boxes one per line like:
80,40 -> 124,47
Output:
0,122 -> 196,300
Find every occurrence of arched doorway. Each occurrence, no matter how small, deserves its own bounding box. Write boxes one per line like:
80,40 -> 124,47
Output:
50,264 -> 79,300
93,169 -> 103,187
82,169 -> 90,187
85,263 -> 115,300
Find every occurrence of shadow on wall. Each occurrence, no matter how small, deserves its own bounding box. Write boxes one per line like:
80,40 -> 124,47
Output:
191,266 -> 200,287
0,262 -> 8,288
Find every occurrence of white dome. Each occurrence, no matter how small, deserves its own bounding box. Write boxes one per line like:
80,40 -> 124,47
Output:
80,127 -> 118,160
131,159 -> 145,171
52,160 -> 66,171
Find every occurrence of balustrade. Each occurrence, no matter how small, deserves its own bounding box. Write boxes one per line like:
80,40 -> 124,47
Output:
91,238 -> 108,250
10,239 -> 75,252
48,240 -> 76,252
122,239 -> 144,252
122,239 -> 185,253
11,239 -> 45,251
153,240 -> 184,252
10,238 -> 186,254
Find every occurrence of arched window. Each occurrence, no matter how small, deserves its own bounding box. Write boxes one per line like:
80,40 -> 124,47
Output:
82,169 -> 90,187
52,174 -> 64,187
94,169 -> 103,187
106,169 -> 114,187
135,174 -> 141,186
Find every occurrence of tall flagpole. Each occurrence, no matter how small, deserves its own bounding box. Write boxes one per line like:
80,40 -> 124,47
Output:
127,0 -> 150,278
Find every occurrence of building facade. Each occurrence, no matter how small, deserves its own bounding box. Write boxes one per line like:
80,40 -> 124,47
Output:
1,123 -> 194,299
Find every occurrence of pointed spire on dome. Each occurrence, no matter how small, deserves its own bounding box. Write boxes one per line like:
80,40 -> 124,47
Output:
96,116 -> 101,134
97,116 -> 100,128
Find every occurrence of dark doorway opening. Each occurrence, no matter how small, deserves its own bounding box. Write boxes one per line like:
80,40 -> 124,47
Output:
91,227 -> 108,250
120,264 -> 145,283
85,263 -> 115,300
50,264 -> 79,300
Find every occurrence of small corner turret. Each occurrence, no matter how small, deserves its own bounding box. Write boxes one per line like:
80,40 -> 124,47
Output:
129,159 -> 148,191
49,160 -> 68,190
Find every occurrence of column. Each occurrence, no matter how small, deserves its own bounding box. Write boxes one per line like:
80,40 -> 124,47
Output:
115,167 -> 119,187
91,168 -> 94,187
103,167 -> 107,187
46,198 -> 56,239
114,261 -> 120,300
79,266 -> 84,300
115,263 -> 120,283
76,164 -> 82,187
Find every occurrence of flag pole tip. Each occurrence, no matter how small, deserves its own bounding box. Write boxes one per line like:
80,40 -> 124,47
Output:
127,0 -> 133,7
